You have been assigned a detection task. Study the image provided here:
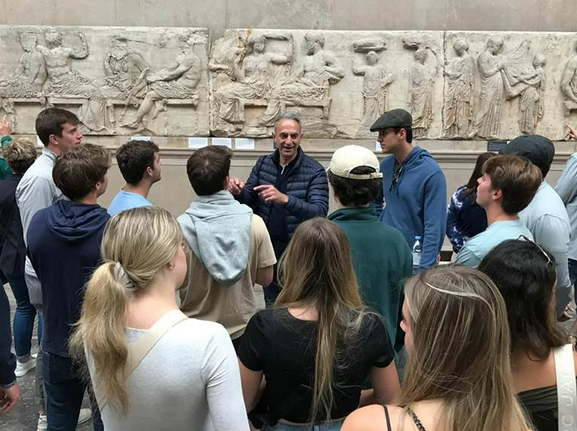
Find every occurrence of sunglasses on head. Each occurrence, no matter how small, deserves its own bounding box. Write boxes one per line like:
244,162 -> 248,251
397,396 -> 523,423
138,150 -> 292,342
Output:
517,235 -> 553,266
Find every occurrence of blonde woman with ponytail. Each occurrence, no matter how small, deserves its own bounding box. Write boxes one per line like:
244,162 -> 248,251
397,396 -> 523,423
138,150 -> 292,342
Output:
342,266 -> 531,431
238,217 -> 401,430
70,206 -> 249,431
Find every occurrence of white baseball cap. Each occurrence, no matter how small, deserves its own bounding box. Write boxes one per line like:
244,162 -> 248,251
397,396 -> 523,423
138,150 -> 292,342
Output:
327,145 -> 383,180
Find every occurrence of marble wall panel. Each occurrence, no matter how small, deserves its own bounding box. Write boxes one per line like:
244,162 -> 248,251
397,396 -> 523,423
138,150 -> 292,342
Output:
209,29 -> 445,140
0,25 -> 210,137
446,31 -> 577,141
1,26 -> 576,143
210,29 -> 577,142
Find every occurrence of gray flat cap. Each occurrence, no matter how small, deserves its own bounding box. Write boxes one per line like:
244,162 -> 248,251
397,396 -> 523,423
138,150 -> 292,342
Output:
370,109 -> 413,132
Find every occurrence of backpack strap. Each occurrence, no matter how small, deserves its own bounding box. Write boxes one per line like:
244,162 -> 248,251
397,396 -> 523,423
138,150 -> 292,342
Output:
95,309 -> 188,411
554,343 -> 577,431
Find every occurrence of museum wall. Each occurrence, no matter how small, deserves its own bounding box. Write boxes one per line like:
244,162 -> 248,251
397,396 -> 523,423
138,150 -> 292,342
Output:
1,0 -> 575,37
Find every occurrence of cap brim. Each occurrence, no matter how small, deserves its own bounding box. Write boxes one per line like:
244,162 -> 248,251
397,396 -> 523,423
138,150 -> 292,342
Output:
369,124 -> 410,132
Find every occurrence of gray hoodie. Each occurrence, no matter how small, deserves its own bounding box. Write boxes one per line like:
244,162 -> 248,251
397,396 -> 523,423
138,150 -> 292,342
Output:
178,190 -> 253,285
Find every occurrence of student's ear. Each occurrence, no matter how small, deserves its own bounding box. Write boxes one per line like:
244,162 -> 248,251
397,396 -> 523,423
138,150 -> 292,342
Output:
145,165 -> 153,178
48,133 -> 59,147
492,188 -> 503,202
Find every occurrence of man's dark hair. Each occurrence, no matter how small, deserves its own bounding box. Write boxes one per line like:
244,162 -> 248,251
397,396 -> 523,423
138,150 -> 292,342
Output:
53,144 -> 110,201
483,155 -> 542,215
478,239 -> 566,360
35,108 -> 79,146
393,126 -> 413,144
115,140 -> 159,185
328,167 -> 382,207
186,146 -> 232,196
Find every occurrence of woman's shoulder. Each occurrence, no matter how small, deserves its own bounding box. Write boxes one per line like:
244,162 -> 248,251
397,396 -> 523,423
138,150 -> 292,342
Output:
342,404 -> 391,431
452,185 -> 473,202
360,311 -> 388,333
169,317 -> 231,344
343,404 -> 415,431
250,307 -> 291,325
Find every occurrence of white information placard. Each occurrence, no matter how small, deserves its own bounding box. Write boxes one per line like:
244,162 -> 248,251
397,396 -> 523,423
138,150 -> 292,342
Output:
188,137 -> 209,149
235,138 -> 255,150
212,138 -> 232,148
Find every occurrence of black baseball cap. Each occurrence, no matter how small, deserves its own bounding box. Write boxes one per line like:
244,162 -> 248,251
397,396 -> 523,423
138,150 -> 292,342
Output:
370,109 -> 413,132
500,134 -> 555,174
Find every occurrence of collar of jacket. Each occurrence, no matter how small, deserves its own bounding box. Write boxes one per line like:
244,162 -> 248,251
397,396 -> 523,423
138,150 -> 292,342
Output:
271,146 -> 304,170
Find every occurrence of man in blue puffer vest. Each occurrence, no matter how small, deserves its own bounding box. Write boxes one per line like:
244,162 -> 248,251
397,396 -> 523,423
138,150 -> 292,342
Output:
229,112 -> 329,305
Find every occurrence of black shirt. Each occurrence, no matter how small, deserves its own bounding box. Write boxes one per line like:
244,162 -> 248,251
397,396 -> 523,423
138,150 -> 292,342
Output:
517,379 -> 577,431
238,308 -> 394,423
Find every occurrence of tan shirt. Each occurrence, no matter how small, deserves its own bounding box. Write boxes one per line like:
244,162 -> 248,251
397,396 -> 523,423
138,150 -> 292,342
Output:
179,215 -> 276,339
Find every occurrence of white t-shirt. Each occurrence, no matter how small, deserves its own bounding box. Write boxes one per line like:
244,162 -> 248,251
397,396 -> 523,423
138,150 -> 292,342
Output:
87,317 -> 249,431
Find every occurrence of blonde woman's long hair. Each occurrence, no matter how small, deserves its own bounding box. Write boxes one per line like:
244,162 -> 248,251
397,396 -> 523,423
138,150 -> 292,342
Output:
276,217 -> 367,423
401,266 -> 530,431
70,206 -> 183,413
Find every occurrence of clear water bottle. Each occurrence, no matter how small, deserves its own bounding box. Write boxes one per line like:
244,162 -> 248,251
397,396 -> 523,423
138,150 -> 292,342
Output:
412,236 -> 422,274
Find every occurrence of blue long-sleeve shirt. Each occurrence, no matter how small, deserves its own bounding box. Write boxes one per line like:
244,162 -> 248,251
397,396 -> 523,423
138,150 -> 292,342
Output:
374,146 -> 447,269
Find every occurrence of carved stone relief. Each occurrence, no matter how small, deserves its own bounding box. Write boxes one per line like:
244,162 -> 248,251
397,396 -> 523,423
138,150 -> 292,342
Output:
0,26 -> 576,142
405,38 -> 440,138
351,38 -> 395,137
209,30 -> 346,138
443,38 -> 475,139
209,31 -> 293,136
210,30 -> 445,139
561,41 -> 577,116
0,26 -> 209,136
446,31 -> 568,141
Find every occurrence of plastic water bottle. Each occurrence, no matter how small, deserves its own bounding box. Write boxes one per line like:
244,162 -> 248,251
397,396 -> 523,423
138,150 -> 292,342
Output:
412,236 -> 422,274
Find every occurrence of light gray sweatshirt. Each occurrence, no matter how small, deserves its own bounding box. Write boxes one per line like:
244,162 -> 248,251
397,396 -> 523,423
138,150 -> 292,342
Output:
16,148 -> 63,306
178,190 -> 253,285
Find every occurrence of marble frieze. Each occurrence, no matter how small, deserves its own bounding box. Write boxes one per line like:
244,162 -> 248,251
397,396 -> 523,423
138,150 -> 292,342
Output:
0,26 -> 576,142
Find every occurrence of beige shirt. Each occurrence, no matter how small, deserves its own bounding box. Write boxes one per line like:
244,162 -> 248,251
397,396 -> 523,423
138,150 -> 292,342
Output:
179,215 -> 276,339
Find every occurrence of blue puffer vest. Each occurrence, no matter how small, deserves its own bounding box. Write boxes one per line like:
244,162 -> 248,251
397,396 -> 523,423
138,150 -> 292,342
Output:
236,147 -> 329,240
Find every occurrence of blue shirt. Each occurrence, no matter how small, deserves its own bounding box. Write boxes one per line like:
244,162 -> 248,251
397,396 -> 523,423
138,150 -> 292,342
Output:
108,190 -> 153,216
456,219 -> 533,268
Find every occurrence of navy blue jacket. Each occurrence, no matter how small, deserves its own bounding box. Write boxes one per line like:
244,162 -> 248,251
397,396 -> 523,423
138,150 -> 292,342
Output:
28,200 -> 110,357
236,148 -> 328,249
0,174 -> 26,276
0,284 -> 16,386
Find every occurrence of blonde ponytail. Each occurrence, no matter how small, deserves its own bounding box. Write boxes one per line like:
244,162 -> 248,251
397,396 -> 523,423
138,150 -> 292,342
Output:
70,261 -> 130,411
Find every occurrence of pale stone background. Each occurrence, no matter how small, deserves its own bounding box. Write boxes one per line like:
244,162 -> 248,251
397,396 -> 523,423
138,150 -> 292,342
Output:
1,0 -> 575,37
